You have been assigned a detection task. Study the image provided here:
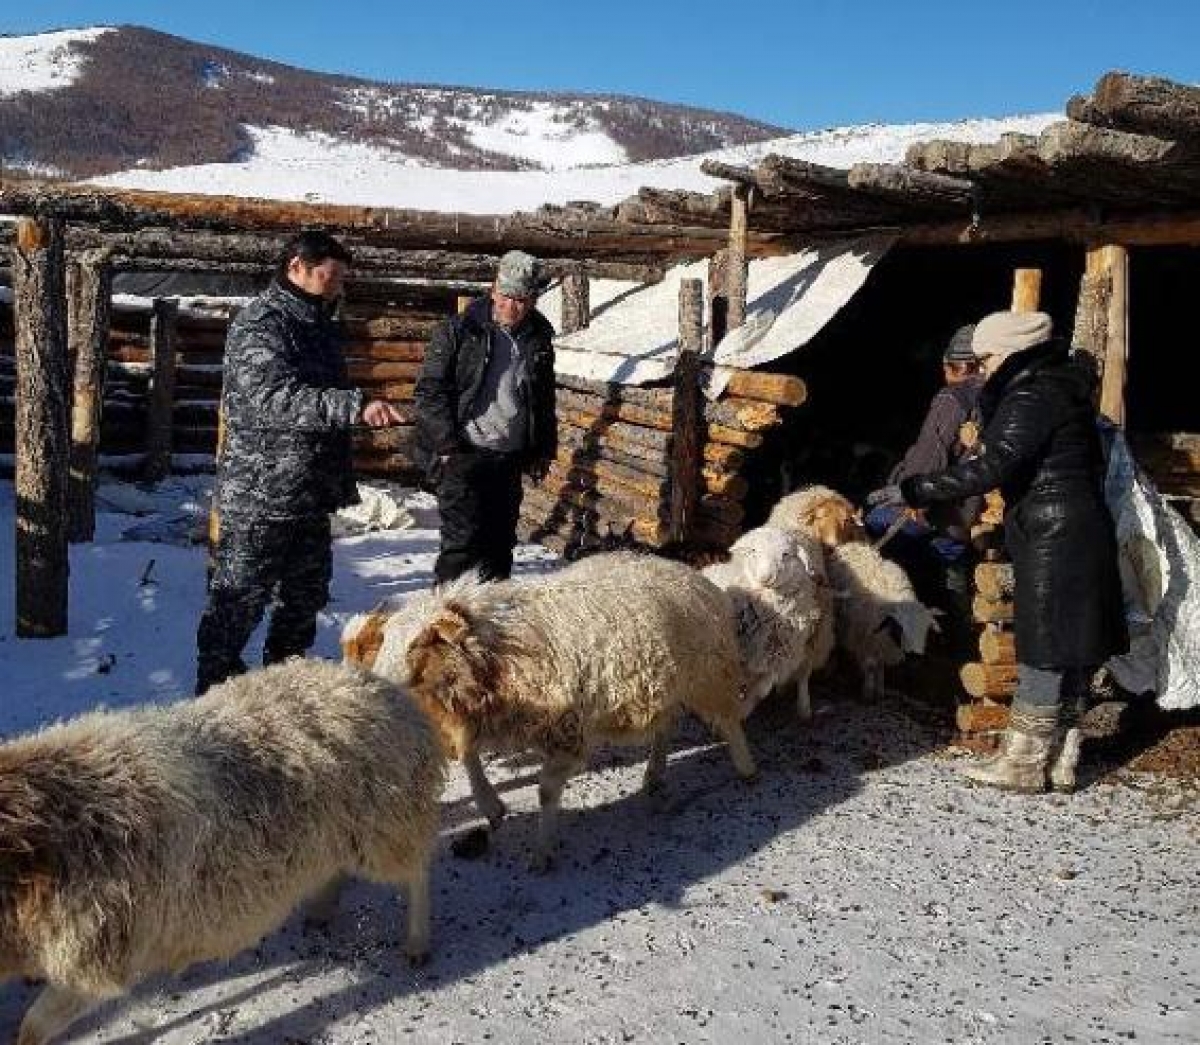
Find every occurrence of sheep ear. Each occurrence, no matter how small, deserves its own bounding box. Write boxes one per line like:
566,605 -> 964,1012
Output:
414,605 -> 471,649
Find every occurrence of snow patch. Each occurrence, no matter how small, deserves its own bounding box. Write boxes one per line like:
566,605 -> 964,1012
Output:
0,27 -> 112,98
91,113 -> 1059,214
465,102 -> 627,169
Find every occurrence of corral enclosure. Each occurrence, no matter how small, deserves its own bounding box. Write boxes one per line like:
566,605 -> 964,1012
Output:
3,70 -> 1200,740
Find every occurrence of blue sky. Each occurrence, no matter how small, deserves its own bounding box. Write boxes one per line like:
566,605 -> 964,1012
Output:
4,1 -> 1198,130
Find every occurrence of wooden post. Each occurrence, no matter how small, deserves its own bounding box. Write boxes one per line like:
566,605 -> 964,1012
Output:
668,278 -> 704,542
1011,268 -> 1042,312
66,253 -> 112,543
727,184 -> 751,332
143,297 -> 179,482
1098,246 -> 1130,425
456,294 -> 473,315
13,216 -> 70,637
560,263 -> 590,334
707,249 -> 728,352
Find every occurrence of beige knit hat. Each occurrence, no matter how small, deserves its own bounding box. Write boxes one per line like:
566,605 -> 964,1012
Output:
971,310 -> 1053,364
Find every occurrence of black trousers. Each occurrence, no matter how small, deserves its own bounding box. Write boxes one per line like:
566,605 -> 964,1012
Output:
434,448 -> 524,585
195,514 -> 333,695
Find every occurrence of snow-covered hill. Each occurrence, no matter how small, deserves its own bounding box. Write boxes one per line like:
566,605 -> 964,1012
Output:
0,26 -> 784,179
0,26 -> 112,97
89,113 -> 1060,213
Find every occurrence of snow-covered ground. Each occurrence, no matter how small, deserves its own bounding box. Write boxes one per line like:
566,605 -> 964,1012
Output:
0,27 -> 112,98
0,476 -> 1196,1044
89,114 -> 1059,213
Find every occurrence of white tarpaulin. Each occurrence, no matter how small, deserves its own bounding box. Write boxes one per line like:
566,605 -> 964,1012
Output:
547,234 -> 894,393
1103,428 -> 1200,711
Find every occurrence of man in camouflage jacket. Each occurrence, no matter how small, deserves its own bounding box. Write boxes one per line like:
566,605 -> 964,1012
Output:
195,231 -> 402,695
415,250 -> 557,584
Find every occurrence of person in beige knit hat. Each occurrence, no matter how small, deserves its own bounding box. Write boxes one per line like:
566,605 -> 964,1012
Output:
895,309 -> 1126,794
971,310 -> 1054,378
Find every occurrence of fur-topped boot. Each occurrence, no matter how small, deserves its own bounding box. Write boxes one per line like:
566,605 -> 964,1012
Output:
961,707 -> 1058,793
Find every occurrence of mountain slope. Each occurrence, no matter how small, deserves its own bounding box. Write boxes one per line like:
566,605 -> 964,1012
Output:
89,114 -> 1060,214
0,25 -> 787,177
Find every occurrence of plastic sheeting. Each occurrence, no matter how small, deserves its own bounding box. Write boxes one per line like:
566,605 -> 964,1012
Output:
549,234 -> 894,394
1103,427 -> 1200,711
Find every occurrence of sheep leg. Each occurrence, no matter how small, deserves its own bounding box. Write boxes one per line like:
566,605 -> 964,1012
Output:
303,876 -> 344,930
863,659 -> 884,701
530,753 -> 582,873
403,858 -> 433,967
18,985 -> 101,1045
713,717 -> 758,780
642,729 -> 670,801
793,666 -> 814,722
464,748 -> 507,827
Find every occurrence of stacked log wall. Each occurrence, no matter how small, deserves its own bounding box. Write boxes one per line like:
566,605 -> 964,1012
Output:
0,297 -> 442,480
517,367 -> 805,555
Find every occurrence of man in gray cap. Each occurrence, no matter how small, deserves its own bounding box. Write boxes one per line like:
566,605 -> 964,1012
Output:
865,324 -> 984,651
415,249 -> 557,583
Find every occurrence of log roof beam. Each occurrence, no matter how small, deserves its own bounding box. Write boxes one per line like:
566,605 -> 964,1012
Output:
0,184 -> 793,262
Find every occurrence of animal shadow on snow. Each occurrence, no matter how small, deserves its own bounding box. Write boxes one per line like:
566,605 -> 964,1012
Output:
0,699 -> 941,1044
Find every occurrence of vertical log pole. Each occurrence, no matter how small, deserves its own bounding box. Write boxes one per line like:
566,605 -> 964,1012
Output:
143,297 -> 178,482
560,263 -> 591,334
1011,268 -> 1043,313
668,278 -> 704,543
1098,246 -> 1130,425
14,216 -> 70,637
727,184 -> 751,332
1072,244 -> 1130,422
66,253 -> 112,542
708,249 -> 729,352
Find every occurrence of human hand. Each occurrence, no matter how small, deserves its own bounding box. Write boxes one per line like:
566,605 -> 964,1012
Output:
361,399 -> 405,428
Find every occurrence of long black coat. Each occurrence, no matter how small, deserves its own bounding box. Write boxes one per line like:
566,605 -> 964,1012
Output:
900,340 -> 1126,669
414,296 -> 557,475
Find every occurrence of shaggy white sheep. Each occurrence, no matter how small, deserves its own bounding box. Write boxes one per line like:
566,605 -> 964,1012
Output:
0,659 -> 446,1045
375,552 -> 755,870
703,525 -> 830,721
826,540 -> 940,700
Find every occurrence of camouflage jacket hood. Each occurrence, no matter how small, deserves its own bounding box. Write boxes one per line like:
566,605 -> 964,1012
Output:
215,280 -> 363,521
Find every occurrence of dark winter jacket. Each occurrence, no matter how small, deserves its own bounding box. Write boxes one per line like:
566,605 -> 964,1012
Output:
215,280 -> 362,522
414,296 -> 557,475
900,340 -> 1127,669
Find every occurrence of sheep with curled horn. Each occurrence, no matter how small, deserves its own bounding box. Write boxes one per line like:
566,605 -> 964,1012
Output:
0,659 -> 445,1045
370,552 -> 756,871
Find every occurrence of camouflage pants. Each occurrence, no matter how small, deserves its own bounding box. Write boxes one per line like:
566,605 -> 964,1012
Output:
195,514 -> 332,695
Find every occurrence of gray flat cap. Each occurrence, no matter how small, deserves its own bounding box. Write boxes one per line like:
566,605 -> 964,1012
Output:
496,250 -> 542,298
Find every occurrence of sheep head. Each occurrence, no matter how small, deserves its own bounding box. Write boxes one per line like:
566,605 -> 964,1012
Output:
809,498 -> 865,547
885,599 -> 942,657
734,528 -> 811,593
405,601 -> 502,759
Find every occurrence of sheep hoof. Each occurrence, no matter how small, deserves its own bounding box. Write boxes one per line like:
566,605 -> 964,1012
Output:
406,948 -> 430,969
450,825 -> 492,861
302,913 -> 333,934
644,785 -> 672,813
480,797 -> 508,828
